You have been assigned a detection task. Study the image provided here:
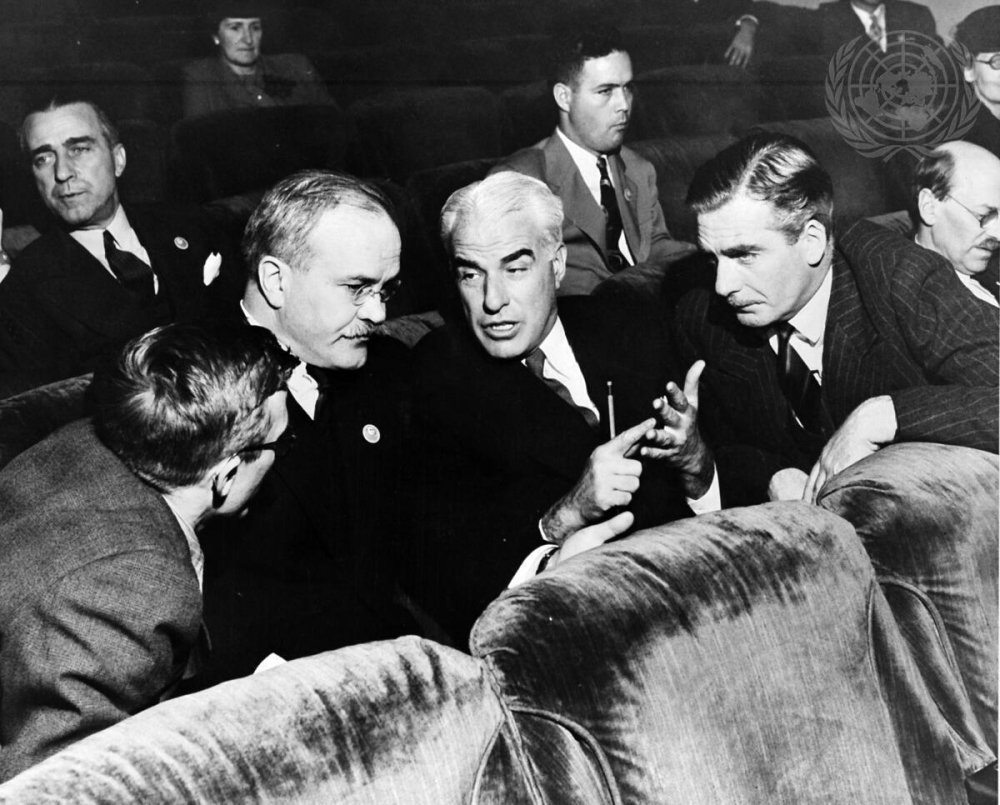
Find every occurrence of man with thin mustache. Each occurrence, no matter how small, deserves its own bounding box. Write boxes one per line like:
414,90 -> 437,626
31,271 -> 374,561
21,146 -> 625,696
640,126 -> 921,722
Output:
193,170 -> 420,688
491,27 -> 693,296
913,141 -> 1000,308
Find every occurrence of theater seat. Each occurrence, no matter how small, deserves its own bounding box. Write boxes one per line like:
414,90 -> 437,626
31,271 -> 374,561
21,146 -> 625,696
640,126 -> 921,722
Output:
345,87 -> 501,184
0,503 -> 971,802
169,104 -> 348,203
631,64 -> 762,139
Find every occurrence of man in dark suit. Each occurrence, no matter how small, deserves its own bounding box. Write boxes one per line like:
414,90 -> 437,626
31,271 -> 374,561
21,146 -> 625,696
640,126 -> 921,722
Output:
491,28 -> 694,296
810,0 -> 937,58
0,322 -> 292,782
410,172 -> 709,641
0,98 -> 237,397
669,133 -> 998,758
913,141 -> 1000,308
194,170 -> 421,687
670,132 -> 998,508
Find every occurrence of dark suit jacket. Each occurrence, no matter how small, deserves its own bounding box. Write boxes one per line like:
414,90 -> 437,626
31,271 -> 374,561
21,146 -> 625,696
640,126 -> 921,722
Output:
183,53 -> 334,119
409,296 -> 692,641
492,132 -> 693,295
0,420 -> 202,782
193,335 -> 419,688
813,0 -> 937,57
0,204 -> 239,397
673,219 -> 1000,506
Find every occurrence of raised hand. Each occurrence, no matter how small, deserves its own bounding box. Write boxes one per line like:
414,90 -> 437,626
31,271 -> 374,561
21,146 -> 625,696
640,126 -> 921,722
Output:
541,417 -> 655,544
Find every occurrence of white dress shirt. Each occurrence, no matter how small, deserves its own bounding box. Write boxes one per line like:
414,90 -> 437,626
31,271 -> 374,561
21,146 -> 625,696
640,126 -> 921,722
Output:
956,271 -> 1000,308
162,498 -> 204,592
241,301 -> 322,418
71,205 -> 158,292
555,127 -> 636,264
523,316 -> 600,420
851,2 -> 887,51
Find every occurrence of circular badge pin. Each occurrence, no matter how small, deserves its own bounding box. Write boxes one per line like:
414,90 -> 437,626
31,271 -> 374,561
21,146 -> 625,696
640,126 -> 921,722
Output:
173,236 -> 189,250
362,424 -> 380,444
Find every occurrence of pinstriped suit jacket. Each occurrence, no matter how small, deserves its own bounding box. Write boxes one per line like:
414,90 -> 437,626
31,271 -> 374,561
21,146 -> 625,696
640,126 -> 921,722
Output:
673,219 -> 999,506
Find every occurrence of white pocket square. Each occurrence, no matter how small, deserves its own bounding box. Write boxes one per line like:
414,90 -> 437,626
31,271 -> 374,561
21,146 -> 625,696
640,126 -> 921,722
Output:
202,252 -> 222,286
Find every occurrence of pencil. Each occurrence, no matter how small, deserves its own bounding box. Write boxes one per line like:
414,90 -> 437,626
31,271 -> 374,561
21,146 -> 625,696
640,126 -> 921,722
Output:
607,381 -> 616,437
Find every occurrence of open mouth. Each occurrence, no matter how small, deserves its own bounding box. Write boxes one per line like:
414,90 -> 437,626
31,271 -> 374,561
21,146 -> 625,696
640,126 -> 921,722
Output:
482,321 -> 518,337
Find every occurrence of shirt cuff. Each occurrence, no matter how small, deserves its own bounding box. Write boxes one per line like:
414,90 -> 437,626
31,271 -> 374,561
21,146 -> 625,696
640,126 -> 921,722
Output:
509,546 -> 558,588
736,14 -> 759,27
686,464 -> 722,514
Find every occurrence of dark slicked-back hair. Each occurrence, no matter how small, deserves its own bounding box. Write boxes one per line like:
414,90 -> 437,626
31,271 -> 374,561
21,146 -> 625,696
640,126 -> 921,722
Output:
242,169 -> 396,280
687,132 -> 834,242
548,27 -> 627,89
92,322 -> 294,491
19,96 -> 120,155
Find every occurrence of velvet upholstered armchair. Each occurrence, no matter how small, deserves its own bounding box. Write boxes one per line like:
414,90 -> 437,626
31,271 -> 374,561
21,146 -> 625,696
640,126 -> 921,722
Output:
1,477 -> 991,803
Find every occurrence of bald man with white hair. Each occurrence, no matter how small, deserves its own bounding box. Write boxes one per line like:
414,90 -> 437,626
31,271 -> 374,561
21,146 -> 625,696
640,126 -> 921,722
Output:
914,140 -> 1000,307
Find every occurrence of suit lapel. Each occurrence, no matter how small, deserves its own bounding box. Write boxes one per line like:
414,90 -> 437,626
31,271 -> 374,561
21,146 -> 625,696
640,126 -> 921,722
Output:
129,208 -> 204,318
31,228 -> 155,338
544,134 -> 608,255
823,252 -> 879,423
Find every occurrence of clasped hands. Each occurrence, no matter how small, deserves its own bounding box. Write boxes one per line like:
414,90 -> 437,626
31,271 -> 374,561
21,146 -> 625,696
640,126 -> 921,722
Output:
541,360 -> 712,570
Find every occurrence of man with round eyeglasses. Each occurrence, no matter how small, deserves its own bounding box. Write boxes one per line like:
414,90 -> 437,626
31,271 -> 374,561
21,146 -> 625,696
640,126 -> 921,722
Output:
953,6 -> 1000,155
0,322 -> 293,781
194,170 -> 421,689
914,141 -> 1000,307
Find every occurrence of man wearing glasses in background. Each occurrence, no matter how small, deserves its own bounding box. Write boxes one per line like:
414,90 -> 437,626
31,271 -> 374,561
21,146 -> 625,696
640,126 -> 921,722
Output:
913,141 -> 1000,307
0,322 -> 292,782
194,170 -> 421,689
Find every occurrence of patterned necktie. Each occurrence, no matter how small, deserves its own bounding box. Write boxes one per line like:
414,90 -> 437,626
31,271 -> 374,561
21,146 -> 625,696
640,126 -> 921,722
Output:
525,348 -> 599,431
774,322 -> 825,433
103,230 -> 154,298
867,14 -> 883,47
597,156 -> 627,273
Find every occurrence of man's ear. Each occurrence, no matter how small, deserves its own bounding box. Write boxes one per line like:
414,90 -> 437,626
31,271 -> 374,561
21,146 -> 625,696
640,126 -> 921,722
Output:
112,143 -> 126,179
799,218 -> 829,267
553,82 -> 572,114
257,256 -> 289,308
963,64 -> 976,84
551,242 -> 567,289
916,187 -> 939,226
210,455 -> 241,509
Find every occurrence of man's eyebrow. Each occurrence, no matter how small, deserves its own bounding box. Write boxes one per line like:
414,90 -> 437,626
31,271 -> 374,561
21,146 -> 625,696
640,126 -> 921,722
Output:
500,248 -> 534,264
29,135 -> 97,159
719,244 -> 758,257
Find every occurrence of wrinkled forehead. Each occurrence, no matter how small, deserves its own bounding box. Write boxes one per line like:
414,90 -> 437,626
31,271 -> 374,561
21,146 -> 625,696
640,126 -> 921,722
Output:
451,209 -> 548,265
24,102 -> 103,148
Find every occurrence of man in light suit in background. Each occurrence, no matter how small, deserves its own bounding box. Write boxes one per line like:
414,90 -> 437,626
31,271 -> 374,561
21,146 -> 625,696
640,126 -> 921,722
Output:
492,28 -> 694,296
0,322 -> 292,782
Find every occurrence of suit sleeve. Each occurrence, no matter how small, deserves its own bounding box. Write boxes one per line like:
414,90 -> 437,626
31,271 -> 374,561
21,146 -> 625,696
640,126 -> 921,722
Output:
888,268 -> 999,453
0,550 -> 201,781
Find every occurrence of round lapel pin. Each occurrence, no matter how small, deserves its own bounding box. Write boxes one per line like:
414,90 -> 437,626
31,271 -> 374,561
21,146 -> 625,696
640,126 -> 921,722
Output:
173,236 -> 189,250
362,424 -> 380,444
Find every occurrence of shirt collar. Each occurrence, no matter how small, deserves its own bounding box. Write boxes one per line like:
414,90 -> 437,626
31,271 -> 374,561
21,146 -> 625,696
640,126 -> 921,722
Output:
556,127 -> 607,188
850,2 -> 885,28
787,265 -> 833,347
162,496 -> 204,592
69,204 -> 131,264
528,315 -> 573,375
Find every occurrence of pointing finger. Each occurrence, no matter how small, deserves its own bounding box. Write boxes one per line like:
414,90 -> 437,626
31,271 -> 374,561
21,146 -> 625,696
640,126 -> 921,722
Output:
609,417 -> 657,457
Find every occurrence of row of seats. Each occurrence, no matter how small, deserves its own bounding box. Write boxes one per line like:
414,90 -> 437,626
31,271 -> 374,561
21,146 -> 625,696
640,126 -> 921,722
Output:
0,112 -> 915,317
0,53 -> 859,208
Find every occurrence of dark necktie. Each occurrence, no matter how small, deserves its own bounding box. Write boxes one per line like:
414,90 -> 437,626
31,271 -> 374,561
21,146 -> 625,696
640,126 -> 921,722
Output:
306,364 -> 331,421
774,323 -> 825,434
867,14 -> 883,47
525,348 -> 599,431
103,230 -> 154,298
597,156 -> 627,273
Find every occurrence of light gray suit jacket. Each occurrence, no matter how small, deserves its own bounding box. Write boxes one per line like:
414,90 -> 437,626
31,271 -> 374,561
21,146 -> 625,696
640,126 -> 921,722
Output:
0,420 -> 203,782
492,130 -> 693,295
